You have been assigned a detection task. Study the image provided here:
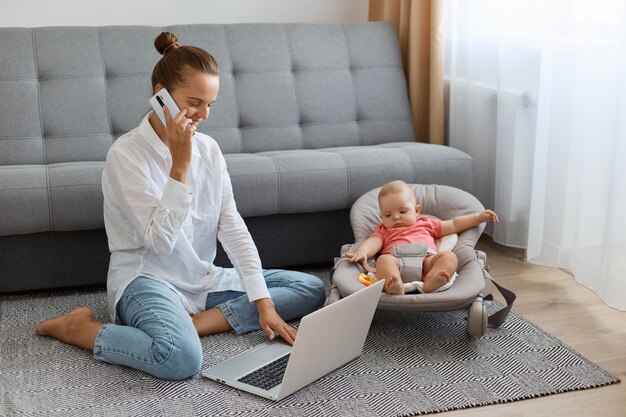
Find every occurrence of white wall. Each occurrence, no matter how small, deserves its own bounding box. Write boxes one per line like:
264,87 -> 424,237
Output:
0,0 -> 369,27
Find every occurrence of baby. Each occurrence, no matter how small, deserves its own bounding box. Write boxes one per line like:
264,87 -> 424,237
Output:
343,180 -> 498,295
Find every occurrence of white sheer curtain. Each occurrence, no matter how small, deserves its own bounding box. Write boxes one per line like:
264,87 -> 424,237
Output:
445,0 -> 626,310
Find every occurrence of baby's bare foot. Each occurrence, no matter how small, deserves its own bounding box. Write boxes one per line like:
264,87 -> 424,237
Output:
384,275 -> 405,295
35,307 -> 94,340
422,270 -> 451,293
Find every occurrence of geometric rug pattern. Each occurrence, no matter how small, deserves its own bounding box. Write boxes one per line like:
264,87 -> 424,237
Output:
0,281 -> 619,416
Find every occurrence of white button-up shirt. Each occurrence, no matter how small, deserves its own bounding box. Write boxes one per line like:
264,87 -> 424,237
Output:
102,114 -> 270,322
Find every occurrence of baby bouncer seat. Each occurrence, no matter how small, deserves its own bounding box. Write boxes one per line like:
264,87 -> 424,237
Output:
330,184 -> 516,337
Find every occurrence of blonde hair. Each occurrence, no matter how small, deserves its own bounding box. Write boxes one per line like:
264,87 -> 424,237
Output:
151,32 -> 220,93
378,180 -> 416,204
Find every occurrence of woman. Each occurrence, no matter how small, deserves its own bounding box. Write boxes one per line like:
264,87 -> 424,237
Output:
35,32 -> 326,380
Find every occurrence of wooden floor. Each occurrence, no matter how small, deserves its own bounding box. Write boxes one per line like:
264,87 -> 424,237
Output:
437,236 -> 626,417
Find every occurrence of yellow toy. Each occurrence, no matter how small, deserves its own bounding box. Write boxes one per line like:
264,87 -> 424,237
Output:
358,273 -> 378,287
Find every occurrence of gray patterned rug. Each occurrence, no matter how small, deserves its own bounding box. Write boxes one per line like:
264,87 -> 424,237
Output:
0,266 -> 619,416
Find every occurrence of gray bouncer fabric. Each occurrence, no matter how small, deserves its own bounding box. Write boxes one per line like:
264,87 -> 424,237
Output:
333,184 -> 488,311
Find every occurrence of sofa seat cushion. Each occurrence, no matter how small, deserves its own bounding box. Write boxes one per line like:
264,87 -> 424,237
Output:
226,142 -> 473,217
0,143 -> 472,236
0,162 -> 104,236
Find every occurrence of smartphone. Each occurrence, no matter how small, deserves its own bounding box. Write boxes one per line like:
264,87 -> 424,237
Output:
149,88 -> 183,127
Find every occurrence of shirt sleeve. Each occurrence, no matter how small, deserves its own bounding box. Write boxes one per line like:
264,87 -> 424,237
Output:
215,152 -> 270,303
370,223 -> 386,240
427,217 -> 443,238
105,148 -> 192,255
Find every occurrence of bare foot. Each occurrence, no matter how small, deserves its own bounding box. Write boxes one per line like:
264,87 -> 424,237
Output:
383,275 -> 405,295
35,307 -> 99,350
422,270 -> 451,293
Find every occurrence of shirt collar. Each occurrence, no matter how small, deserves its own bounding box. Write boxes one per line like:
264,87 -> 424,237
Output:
139,113 -> 170,159
139,112 -> 202,160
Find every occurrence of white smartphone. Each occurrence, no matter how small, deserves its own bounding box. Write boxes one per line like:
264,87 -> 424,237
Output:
149,88 -> 183,127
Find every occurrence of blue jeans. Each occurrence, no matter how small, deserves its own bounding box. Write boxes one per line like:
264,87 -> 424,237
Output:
93,270 -> 326,380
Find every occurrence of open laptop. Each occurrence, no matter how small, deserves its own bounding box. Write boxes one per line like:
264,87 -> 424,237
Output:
202,279 -> 384,401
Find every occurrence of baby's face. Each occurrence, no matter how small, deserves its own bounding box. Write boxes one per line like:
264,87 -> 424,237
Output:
379,191 -> 419,229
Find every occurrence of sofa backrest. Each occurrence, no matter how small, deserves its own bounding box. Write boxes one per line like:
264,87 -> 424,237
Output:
0,22 -> 414,166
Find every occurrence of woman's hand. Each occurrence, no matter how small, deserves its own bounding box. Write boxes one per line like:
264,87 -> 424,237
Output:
255,298 -> 297,345
163,105 -> 197,183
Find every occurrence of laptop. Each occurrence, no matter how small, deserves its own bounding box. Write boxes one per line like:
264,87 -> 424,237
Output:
202,279 -> 384,401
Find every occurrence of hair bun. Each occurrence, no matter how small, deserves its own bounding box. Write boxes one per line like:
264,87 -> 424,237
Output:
154,32 -> 181,56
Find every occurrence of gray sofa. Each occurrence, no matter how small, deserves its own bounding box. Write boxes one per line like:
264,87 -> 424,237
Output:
0,22 -> 474,293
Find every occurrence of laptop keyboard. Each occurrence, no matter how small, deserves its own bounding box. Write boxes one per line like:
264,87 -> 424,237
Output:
237,354 -> 291,390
